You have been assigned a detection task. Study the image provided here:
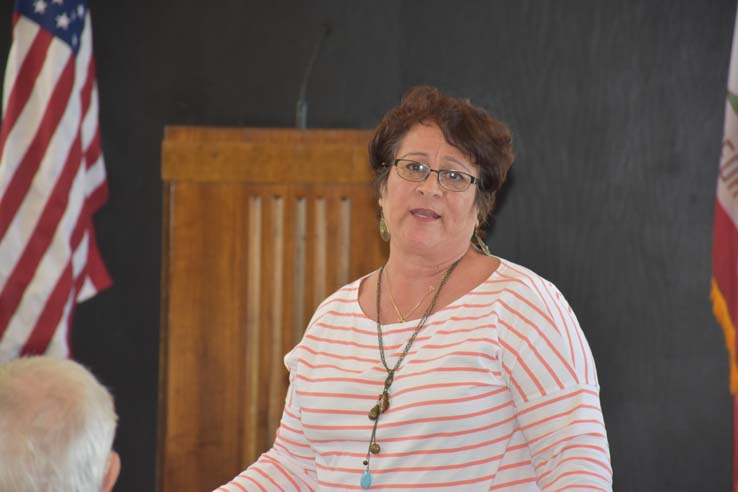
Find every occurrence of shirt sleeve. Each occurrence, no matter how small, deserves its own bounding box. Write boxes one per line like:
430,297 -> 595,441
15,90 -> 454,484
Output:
499,280 -> 613,492
212,351 -> 317,492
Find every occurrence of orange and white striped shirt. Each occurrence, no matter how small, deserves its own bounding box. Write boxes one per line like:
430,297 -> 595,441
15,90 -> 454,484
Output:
216,258 -> 612,492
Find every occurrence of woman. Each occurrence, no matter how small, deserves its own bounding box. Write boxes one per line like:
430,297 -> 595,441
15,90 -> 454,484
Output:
215,87 -> 612,492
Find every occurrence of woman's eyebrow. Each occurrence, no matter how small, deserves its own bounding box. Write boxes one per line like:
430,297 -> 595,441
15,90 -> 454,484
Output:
398,151 -> 430,160
442,156 -> 472,172
399,152 -> 472,172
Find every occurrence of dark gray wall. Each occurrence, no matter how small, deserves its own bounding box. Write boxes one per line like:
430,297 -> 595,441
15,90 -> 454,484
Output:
0,1 -> 733,491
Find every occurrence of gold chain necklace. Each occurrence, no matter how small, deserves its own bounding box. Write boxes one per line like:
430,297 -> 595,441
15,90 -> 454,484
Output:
385,268 -> 436,323
359,256 -> 463,490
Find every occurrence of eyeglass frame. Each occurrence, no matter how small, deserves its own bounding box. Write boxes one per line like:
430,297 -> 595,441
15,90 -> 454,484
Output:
390,158 -> 480,192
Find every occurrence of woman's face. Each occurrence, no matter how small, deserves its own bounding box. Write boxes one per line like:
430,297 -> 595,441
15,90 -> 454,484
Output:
379,122 -> 479,257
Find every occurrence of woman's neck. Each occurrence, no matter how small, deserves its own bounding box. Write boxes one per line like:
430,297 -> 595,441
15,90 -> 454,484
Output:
384,243 -> 471,285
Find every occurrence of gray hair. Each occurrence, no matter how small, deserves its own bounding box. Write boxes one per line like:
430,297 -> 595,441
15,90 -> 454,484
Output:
0,357 -> 118,492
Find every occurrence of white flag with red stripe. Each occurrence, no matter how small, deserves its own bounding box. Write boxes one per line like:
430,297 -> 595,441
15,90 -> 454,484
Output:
0,0 -> 110,362
712,6 -> 738,491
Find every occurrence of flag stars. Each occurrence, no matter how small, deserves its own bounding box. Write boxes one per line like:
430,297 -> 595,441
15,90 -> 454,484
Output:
56,12 -> 70,29
33,0 -> 47,14
23,0 -> 86,51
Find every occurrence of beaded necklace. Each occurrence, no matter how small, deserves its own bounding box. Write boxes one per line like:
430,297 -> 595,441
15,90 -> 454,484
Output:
360,256 -> 463,489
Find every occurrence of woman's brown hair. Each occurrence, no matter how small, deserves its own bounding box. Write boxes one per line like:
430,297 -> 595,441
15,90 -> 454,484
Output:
368,86 -> 514,223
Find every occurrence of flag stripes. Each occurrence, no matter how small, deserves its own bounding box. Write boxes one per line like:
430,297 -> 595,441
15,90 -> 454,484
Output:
0,3 -> 110,362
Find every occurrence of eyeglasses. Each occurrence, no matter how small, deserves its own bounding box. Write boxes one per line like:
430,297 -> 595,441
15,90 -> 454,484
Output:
392,159 -> 479,192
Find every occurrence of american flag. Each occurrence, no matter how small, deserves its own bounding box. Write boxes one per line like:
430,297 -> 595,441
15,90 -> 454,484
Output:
0,0 -> 110,362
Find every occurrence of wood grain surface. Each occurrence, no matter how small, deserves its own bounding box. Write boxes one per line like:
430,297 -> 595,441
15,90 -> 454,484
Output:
159,127 -> 387,492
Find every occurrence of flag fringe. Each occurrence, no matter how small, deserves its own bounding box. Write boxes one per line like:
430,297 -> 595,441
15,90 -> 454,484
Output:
712,277 -> 738,394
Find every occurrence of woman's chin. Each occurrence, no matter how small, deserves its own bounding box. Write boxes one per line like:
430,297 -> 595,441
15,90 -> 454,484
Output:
394,232 -> 443,253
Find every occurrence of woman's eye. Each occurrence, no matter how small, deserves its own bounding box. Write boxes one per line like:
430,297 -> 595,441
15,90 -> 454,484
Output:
407,162 -> 424,172
445,171 -> 464,181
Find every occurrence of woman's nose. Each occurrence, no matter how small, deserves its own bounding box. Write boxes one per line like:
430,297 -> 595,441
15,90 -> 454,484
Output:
416,170 -> 442,196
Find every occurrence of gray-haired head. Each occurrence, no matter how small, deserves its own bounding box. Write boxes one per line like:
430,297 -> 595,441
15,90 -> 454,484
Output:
0,356 -> 119,492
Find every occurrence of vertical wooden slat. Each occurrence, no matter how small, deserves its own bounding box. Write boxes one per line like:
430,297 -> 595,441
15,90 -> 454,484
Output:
277,191 -> 297,432
160,128 -> 387,492
338,196 -> 351,286
268,195 -> 285,438
324,192 -> 341,290
295,196 -> 308,336
257,194 -> 275,455
350,186 -> 385,279
236,189 -> 250,467
313,196 -> 327,307
281,191 -> 298,361
304,194 -> 317,326
243,195 -> 262,465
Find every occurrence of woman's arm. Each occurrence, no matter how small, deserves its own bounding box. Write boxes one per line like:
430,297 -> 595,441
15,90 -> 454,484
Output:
500,279 -> 613,491
213,367 -> 317,492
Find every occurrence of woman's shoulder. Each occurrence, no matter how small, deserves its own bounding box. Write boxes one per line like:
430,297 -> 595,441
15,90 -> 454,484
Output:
306,273 -> 373,329
491,257 -> 572,310
285,273 -> 373,371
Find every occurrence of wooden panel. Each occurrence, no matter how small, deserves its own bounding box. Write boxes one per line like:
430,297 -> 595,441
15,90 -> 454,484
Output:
325,192 -> 341,291
159,128 -> 388,492
304,192 -> 318,319
243,194 -> 262,465
292,195 -> 307,343
161,182 -> 248,491
267,195 -> 286,439
338,196 -> 351,286
350,184 -> 387,277
162,127 -> 374,184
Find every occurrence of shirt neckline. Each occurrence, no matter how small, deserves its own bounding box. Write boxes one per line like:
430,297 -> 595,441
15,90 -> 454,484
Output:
353,256 -> 506,326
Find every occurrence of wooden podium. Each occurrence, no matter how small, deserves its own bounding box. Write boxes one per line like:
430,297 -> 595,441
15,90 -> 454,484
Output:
158,127 -> 387,492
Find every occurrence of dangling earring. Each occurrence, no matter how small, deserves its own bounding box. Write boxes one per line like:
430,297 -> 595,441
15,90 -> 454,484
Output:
472,225 -> 491,256
379,211 -> 390,242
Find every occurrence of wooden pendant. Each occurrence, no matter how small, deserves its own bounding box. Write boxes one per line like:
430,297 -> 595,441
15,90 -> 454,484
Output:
384,371 -> 394,387
379,393 -> 390,413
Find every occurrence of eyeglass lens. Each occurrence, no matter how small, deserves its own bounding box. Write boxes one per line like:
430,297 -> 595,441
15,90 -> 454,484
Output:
395,160 -> 471,191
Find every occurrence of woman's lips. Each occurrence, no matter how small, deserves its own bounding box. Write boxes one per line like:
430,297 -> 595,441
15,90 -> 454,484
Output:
410,208 -> 441,219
